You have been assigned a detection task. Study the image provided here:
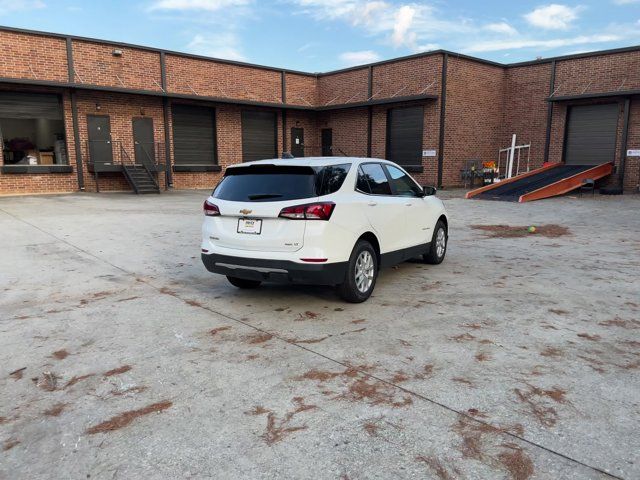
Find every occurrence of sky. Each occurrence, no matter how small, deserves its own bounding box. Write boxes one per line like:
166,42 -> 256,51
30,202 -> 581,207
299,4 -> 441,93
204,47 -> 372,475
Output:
0,0 -> 639,71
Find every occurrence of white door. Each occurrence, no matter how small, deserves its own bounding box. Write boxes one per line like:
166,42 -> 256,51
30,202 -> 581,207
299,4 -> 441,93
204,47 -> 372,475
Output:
356,163 -> 407,254
384,165 -> 433,248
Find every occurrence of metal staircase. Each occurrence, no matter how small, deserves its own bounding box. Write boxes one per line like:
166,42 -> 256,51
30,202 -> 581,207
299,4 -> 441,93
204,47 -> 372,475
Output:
123,164 -> 160,194
86,140 -> 163,194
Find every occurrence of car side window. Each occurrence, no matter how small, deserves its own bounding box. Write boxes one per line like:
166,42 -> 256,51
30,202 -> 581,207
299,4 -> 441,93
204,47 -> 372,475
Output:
358,163 -> 392,195
385,165 -> 423,197
356,167 -> 372,194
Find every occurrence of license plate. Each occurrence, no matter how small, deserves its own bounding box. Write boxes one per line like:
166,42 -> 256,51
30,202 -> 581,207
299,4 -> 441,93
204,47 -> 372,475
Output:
237,218 -> 262,235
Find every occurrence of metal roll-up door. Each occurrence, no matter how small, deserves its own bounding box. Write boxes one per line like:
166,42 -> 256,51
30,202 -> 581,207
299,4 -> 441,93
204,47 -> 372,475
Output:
564,104 -> 618,165
0,92 -> 62,120
242,110 -> 277,162
386,106 -> 423,167
172,104 -> 216,165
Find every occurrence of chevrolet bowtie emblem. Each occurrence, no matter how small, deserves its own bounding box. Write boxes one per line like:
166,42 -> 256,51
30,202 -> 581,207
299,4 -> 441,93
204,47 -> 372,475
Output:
239,209 -> 252,215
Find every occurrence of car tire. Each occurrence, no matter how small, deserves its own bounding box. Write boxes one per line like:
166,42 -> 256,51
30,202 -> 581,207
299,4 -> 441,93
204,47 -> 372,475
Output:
423,220 -> 447,265
337,240 -> 378,303
226,276 -> 262,289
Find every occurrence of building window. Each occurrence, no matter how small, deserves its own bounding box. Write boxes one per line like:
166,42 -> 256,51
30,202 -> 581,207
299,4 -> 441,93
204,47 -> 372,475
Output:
0,92 -> 67,168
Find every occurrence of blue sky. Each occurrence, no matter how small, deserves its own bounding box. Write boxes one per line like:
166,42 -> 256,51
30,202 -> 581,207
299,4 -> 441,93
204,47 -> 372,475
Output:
1,0 -> 639,71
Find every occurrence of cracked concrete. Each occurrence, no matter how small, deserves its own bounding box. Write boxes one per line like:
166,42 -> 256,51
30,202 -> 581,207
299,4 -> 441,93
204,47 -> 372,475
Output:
1,190 -> 638,479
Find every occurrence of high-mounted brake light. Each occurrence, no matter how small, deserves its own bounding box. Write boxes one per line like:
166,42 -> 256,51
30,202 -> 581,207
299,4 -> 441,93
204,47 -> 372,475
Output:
203,199 -> 220,216
279,202 -> 335,220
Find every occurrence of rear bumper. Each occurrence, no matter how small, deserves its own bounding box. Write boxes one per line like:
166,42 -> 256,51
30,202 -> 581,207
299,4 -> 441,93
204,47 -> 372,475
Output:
201,253 -> 347,285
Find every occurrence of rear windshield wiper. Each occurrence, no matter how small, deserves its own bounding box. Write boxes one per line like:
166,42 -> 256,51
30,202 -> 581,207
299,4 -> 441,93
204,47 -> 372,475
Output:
247,193 -> 283,200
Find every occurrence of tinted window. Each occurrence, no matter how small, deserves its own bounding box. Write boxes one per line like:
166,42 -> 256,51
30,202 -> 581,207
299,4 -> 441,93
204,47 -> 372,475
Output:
386,165 -> 423,197
356,167 -> 372,194
358,164 -> 392,195
213,165 -> 315,202
316,164 -> 351,196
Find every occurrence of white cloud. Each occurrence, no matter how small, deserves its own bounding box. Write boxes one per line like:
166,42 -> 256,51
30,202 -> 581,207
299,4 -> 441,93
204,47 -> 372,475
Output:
524,4 -> 581,30
149,0 -> 250,11
465,34 -> 621,53
339,50 -> 380,66
415,43 -> 440,52
288,1 -> 470,52
0,0 -> 45,13
612,0 -> 639,4
391,5 -> 417,48
484,22 -> 518,36
187,33 -> 246,60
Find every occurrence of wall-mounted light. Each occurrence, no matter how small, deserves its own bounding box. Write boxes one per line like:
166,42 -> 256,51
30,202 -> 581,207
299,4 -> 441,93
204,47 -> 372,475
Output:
95,102 -> 101,111
140,107 -> 146,116
112,49 -> 123,57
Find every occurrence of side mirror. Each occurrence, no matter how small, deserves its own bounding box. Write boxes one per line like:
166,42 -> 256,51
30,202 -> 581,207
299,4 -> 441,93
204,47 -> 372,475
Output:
422,186 -> 437,196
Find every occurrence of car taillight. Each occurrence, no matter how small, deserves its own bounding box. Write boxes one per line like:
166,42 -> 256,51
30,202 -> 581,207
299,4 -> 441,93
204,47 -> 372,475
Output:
279,202 -> 335,220
203,200 -> 220,216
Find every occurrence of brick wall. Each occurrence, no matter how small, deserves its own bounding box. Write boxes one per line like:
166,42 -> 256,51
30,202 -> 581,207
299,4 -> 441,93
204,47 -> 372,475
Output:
502,64 -> 551,172
0,31 -> 68,83
285,73 -> 318,107
372,55 -> 441,99
166,55 -> 282,104
624,100 -> 640,191
443,57 -> 505,187
317,69 -> 369,106
317,108 -> 368,158
554,51 -> 640,97
72,41 -> 162,92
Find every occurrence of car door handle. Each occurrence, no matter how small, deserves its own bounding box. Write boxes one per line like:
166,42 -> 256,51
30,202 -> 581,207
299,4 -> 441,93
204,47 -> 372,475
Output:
367,201 -> 377,206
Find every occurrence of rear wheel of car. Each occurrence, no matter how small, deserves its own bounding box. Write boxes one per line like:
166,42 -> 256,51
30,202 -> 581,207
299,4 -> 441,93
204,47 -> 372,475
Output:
337,240 -> 378,303
423,220 -> 447,265
226,276 -> 262,289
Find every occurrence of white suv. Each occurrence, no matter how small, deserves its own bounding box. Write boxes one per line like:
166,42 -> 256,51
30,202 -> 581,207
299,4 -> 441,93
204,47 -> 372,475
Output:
201,157 -> 448,302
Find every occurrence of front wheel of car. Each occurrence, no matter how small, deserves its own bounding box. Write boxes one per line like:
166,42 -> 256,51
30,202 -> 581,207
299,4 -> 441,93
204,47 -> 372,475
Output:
423,220 -> 447,265
337,240 -> 378,303
226,276 -> 262,289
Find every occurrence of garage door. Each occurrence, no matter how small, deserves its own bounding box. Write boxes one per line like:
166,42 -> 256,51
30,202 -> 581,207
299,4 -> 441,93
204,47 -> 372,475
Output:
0,92 -> 62,120
386,106 -> 423,167
242,110 -> 277,162
564,104 -> 618,165
172,104 -> 216,165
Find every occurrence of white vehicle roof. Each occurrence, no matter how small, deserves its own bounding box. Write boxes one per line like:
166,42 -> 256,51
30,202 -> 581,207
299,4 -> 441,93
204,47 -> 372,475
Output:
226,157 -> 395,169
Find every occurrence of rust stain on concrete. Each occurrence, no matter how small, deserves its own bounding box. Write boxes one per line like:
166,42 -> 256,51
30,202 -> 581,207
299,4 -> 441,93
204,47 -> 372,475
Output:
86,401 -> 172,434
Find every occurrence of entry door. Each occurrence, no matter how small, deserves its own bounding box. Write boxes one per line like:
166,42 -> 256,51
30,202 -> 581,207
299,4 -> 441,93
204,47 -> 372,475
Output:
291,127 -> 304,157
321,128 -> 333,156
87,115 -> 113,166
133,117 -> 155,167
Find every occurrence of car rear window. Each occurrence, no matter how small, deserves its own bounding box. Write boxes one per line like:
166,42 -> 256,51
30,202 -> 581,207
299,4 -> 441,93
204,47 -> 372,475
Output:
213,163 -> 351,202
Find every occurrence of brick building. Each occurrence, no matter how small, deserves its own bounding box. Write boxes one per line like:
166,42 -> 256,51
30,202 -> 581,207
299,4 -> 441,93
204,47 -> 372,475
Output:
0,26 -> 638,196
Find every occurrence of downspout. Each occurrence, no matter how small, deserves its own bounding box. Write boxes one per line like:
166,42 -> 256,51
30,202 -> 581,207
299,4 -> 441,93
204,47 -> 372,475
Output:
436,53 -> 448,188
619,97 -> 631,191
160,52 -> 172,188
67,37 -> 84,191
543,60 -> 556,164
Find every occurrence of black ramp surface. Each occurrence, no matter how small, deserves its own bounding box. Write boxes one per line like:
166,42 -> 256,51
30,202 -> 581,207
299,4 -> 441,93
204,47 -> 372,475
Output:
476,165 -> 593,201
